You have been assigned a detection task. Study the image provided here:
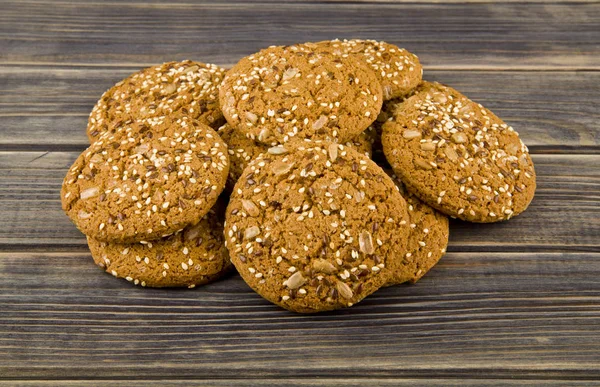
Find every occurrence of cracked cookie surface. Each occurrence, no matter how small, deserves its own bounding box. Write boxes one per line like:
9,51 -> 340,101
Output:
314,39 -> 422,100
382,81 -> 536,222
62,114 -> 229,242
88,198 -> 232,288
219,44 -> 382,145
87,60 -> 226,143
218,123 -> 373,190
224,141 -> 409,313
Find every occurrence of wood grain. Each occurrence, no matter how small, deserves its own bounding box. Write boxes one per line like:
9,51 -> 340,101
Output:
0,251 -> 599,380
1,1 -> 599,69
3,381 -> 599,387
1,67 -> 598,151
0,152 -> 597,251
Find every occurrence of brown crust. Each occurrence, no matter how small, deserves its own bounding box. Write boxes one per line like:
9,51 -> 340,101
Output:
87,60 -> 226,143
88,198 -> 232,288
382,81 -> 536,223
218,123 -> 373,190
224,140 -> 410,313
313,39 -> 422,100
219,44 -> 382,145
385,172 -> 449,285
62,114 -> 229,242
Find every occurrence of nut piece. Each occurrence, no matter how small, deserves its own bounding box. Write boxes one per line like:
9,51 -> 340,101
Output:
89,153 -> 103,164
312,259 -> 337,274
444,146 -> 459,162
359,231 -> 375,255
244,226 -> 260,240
403,130 -> 422,139
420,142 -> 436,151
78,210 -> 92,219
415,159 -> 433,170
268,146 -> 288,155
286,271 -> 306,289
162,83 -> 177,95
383,85 -> 393,100
135,143 -> 150,155
183,64 -> 199,74
80,187 -> 99,200
241,199 -> 260,217
245,111 -> 258,123
312,115 -> 328,130
336,281 -> 354,299
271,161 -> 293,176
258,128 -> 271,143
282,67 -> 299,81
452,133 -> 467,144
328,143 -> 338,162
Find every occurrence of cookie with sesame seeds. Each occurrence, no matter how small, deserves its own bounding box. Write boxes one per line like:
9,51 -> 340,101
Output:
88,197 -> 232,288
385,172 -> 449,285
218,123 -> 373,190
62,113 -> 230,243
87,60 -> 226,143
224,141 -> 410,313
382,81 -> 536,223
313,39 -> 422,100
219,44 -> 382,145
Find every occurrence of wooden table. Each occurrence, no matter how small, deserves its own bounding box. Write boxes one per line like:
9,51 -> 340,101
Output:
1,1 -> 599,385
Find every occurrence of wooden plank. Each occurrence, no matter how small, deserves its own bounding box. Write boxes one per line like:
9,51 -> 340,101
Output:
1,2 -> 599,69
0,251 -> 599,380
0,152 -> 597,251
2,380 -> 599,386
1,67 -> 598,150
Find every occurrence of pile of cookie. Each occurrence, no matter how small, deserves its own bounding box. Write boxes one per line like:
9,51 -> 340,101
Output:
61,39 -> 536,313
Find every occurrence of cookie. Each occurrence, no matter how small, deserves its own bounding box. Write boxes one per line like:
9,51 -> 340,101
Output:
224,141 -> 410,313
219,44 -> 382,145
368,91 -> 419,165
314,39 -> 422,100
385,172 -> 449,285
62,113 -> 229,242
88,197 -> 232,288
382,81 -> 536,223
218,123 -> 373,189
87,60 -> 226,143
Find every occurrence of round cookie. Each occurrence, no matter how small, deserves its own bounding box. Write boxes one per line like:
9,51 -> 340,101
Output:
314,39 -> 422,100
219,44 -> 382,145
385,172 -> 449,286
62,114 -> 229,243
224,141 -> 410,313
218,123 -> 373,189
87,60 -> 226,143
88,198 -> 232,288
382,81 -> 536,223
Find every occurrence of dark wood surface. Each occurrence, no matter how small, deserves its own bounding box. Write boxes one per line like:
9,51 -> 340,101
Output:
1,1 -> 599,385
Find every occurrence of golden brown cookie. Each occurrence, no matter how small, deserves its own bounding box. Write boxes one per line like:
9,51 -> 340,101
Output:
87,60 -> 226,143
224,141 -> 410,313
314,39 -> 422,100
88,198 -> 232,288
62,114 -> 229,243
382,81 -> 536,223
218,123 -> 373,190
385,172 -> 449,285
219,44 -> 382,145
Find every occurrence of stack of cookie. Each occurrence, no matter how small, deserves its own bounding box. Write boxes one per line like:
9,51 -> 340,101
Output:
61,61 -> 234,288
61,40 -> 536,313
